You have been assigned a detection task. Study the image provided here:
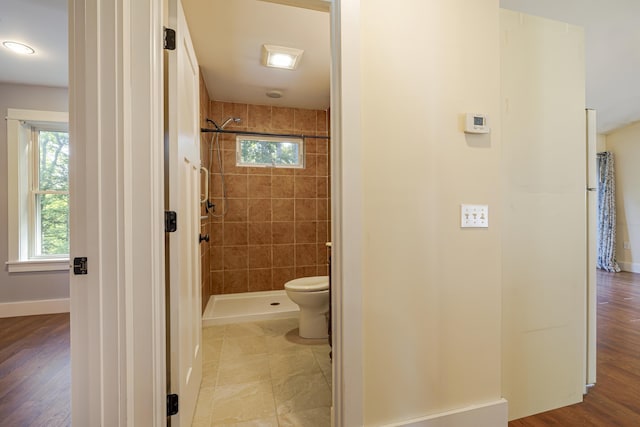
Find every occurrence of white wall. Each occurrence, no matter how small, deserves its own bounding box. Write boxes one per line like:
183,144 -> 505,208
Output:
605,121 -> 640,273
597,134 -> 607,152
500,10 -> 587,420
0,83 -> 69,304
359,1 -> 504,424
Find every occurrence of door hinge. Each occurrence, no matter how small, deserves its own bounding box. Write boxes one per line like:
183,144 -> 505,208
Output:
165,211 -> 177,232
164,27 -> 176,50
166,393 -> 179,416
73,257 -> 88,275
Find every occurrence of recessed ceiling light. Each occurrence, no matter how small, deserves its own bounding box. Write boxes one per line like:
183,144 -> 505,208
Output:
3,41 -> 35,55
261,44 -> 303,70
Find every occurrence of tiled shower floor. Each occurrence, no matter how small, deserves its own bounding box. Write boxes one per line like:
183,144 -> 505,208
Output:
192,318 -> 332,426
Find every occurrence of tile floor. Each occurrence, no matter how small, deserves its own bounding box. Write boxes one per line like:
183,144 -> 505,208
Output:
192,317 -> 332,427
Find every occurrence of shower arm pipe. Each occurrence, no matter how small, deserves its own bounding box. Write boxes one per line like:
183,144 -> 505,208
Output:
200,128 -> 330,140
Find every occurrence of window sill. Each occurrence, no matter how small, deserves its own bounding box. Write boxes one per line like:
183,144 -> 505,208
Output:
6,259 -> 70,273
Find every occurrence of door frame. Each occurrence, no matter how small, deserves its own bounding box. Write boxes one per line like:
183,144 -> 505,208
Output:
330,1 -> 364,425
69,0 -> 364,425
69,0 -> 166,424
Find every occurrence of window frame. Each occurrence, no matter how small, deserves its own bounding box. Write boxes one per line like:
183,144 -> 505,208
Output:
30,126 -> 70,259
235,134 -> 305,169
6,108 -> 70,272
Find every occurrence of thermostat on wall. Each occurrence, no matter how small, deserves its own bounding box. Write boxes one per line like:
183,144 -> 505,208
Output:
465,113 -> 490,134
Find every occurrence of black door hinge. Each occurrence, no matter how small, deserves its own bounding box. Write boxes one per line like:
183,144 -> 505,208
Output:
167,394 -> 179,416
164,27 -> 176,50
73,257 -> 88,275
165,211 -> 177,232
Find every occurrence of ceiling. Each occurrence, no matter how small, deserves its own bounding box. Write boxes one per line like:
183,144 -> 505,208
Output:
182,0 -> 330,110
0,0 -> 68,88
1,1 -> 638,133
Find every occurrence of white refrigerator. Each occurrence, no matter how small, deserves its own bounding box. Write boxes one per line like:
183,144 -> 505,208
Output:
586,108 -> 598,389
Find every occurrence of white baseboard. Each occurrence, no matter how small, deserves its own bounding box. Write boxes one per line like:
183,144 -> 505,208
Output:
0,298 -> 70,318
619,261 -> 640,274
382,399 -> 508,427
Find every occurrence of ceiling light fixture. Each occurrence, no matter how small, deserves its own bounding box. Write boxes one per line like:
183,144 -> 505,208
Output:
261,44 -> 303,70
266,90 -> 283,99
3,41 -> 35,55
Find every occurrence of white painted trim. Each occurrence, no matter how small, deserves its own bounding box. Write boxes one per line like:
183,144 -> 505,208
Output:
126,0 -> 166,424
6,108 -> 68,123
381,399 -> 508,427
6,258 -> 69,272
69,0 -> 166,425
331,1 -> 364,426
619,261 -> 640,273
0,298 -> 70,318
6,108 -> 69,265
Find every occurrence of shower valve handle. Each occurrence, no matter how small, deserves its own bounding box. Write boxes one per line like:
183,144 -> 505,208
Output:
199,234 -> 210,243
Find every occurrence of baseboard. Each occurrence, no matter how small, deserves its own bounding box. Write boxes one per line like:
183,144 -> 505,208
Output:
382,399 -> 508,427
0,298 -> 70,318
619,261 -> 640,274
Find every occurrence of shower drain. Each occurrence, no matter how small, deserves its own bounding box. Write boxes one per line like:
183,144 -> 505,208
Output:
270,302 -> 280,306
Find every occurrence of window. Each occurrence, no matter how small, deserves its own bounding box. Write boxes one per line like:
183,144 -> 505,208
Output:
33,129 -> 70,256
6,109 -> 69,272
236,135 -> 304,168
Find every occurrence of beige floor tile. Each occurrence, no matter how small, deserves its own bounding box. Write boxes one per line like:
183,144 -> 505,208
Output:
204,325 -> 227,340
272,373 -> 332,415
195,320 -> 332,427
220,336 -> 268,361
210,381 -> 276,424
202,359 -> 220,389
256,318 -> 299,337
217,354 -> 271,386
225,322 -> 267,338
311,347 -> 332,387
264,334 -> 307,354
204,338 -> 223,363
211,416 -> 279,427
278,406 -> 331,427
192,386 -> 214,426
267,333 -> 328,353
268,349 -> 320,380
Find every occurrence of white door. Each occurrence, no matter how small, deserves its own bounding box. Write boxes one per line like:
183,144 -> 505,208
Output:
166,1 -> 202,425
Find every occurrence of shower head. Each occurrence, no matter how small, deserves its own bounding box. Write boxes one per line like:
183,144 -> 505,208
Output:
220,117 -> 241,129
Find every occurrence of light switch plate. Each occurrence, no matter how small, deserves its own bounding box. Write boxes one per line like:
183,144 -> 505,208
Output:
461,204 -> 488,228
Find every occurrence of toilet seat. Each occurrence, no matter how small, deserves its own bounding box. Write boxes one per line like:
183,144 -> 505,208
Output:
284,276 -> 329,292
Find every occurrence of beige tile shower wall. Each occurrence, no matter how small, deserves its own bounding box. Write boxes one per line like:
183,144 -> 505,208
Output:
199,71 -> 212,312
206,101 -> 330,295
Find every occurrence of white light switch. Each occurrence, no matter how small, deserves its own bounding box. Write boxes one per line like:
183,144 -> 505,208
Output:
461,204 -> 489,228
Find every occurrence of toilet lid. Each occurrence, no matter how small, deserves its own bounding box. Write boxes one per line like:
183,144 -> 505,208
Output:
285,276 -> 329,292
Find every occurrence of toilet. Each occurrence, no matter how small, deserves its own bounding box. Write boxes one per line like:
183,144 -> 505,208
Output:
284,276 -> 329,339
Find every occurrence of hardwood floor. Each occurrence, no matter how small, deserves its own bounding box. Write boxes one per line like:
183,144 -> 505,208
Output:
0,313 -> 70,427
510,270 -> 640,427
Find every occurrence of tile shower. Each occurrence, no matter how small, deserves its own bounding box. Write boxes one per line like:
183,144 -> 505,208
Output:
200,81 -> 331,305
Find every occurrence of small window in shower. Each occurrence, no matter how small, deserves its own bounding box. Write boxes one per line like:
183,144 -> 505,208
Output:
236,135 -> 304,168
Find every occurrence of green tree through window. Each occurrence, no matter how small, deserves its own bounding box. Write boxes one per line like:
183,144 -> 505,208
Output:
237,137 -> 303,168
36,130 -> 69,256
